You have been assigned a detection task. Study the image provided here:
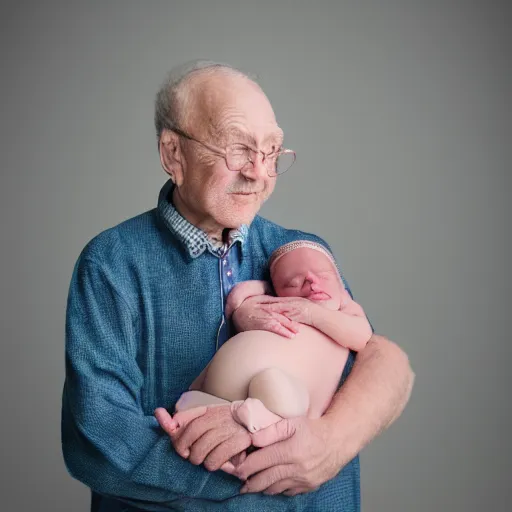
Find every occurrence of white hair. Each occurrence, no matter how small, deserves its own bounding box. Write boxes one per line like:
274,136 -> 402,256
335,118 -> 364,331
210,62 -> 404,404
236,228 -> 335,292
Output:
154,59 -> 256,145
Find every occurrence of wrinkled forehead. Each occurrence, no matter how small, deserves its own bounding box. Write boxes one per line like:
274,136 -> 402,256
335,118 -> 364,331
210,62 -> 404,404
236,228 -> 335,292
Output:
187,72 -> 281,143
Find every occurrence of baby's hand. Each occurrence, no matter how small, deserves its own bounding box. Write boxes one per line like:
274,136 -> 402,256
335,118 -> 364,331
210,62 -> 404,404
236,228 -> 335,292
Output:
232,295 -> 301,338
261,297 -> 317,326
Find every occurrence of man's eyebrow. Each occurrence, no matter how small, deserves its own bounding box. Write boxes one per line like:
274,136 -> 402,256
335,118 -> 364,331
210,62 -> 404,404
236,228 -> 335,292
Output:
216,127 -> 255,145
264,132 -> 284,146
215,127 -> 284,147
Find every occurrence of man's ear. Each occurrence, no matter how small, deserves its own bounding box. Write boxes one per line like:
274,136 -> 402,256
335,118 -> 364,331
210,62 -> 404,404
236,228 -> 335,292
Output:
159,129 -> 184,186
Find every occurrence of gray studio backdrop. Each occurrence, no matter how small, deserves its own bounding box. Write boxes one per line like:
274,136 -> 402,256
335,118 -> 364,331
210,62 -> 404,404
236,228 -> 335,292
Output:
1,1 -> 510,511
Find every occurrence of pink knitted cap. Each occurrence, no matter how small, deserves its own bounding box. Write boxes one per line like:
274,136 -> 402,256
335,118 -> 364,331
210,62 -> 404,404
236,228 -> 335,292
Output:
269,240 -> 340,278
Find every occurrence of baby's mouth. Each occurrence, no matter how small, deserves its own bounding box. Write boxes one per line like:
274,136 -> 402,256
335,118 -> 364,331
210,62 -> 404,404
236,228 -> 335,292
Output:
308,291 -> 330,301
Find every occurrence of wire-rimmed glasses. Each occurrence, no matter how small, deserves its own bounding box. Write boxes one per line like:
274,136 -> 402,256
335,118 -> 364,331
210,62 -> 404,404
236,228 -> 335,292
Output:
171,127 -> 296,177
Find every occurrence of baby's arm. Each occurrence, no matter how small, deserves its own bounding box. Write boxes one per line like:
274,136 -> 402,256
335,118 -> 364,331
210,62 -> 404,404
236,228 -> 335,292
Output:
225,280 -> 272,319
311,289 -> 372,351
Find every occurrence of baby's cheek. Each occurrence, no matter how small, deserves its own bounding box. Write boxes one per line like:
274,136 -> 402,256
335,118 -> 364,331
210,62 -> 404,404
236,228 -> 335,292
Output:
275,287 -> 295,297
339,288 -> 351,305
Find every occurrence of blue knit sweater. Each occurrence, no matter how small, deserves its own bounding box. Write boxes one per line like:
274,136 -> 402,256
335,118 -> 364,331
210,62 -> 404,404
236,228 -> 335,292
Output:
62,183 -> 360,511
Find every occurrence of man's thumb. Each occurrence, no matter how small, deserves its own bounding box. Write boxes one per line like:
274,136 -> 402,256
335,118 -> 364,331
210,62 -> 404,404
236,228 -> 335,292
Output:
251,419 -> 296,448
154,407 -> 177,434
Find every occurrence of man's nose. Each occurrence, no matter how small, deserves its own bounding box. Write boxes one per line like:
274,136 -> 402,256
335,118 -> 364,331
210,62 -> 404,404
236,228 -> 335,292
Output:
239,151 -> 267,180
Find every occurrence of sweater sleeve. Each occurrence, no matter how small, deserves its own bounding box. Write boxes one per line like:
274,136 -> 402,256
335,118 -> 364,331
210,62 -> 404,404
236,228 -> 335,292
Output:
61,255 -> 241,507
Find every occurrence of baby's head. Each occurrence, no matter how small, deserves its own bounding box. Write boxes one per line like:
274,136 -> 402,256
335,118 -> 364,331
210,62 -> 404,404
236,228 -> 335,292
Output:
269,241 -> 345,311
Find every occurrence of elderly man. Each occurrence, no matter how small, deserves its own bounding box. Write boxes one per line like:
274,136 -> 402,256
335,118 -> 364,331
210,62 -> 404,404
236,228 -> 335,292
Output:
62,61 -> 414,512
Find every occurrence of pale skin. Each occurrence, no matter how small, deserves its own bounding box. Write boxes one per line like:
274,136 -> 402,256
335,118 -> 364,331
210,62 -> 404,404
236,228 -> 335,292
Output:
172,247 -> 371,418
158,246 -> 373,474
154,68 -> 415,496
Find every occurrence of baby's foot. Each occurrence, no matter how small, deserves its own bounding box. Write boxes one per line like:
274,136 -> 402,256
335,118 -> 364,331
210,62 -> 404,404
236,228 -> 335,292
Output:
231,398 -> 282,433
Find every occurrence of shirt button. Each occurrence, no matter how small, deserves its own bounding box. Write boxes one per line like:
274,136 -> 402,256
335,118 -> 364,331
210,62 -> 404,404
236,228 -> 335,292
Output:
223,259 -> 228,265
226,270 -> 232,277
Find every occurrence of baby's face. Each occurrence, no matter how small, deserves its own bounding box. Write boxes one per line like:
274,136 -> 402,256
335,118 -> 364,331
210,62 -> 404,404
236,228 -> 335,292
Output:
271,248 -> 343,311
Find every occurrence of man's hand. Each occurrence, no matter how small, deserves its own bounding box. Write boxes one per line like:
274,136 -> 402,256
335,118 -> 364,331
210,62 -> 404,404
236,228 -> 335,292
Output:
234,415 -> 346,496
232,296 -> 302,338
154,405 -> 252,472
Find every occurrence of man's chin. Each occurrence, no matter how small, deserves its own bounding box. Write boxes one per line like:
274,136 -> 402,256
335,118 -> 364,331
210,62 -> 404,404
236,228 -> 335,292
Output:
217,210 -> 257,229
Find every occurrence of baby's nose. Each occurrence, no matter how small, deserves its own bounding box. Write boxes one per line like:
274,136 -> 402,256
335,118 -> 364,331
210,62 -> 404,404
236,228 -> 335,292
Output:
305,271 -> 318,283
304,272 -> 320,290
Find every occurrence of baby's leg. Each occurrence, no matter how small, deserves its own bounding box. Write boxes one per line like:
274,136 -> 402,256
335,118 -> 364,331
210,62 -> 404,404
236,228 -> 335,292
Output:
232,367 -> 310,433
175,390 -> 230,411
171,390 -> 230,432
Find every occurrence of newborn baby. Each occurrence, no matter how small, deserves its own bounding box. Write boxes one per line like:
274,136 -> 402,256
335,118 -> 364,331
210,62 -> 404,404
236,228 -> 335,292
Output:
166,241 -> 372,439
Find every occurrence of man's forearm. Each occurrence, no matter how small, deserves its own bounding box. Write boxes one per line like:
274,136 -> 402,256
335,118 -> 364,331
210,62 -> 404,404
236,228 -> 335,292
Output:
322,334 -> 415,465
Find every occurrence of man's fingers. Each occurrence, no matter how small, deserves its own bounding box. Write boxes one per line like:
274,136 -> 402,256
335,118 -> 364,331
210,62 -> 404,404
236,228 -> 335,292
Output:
203,431 -> 252,472
263,478 -> 299,496
230,450 -> 247,467
171,405 -> 243,462
172,406 -> 208,429
240,464 -> 295,494
220,449 -> 248,474
154,407 -> 177,435
220,460 -> 237,475
283,486 -> 313,496
236,436 -> 295,480
187,427 -> 231,465
172,414 -> 215,458
251,418 -> 297,448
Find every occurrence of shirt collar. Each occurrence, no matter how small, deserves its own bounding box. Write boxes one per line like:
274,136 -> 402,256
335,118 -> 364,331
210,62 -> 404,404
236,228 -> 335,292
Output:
157,179 -> 249,258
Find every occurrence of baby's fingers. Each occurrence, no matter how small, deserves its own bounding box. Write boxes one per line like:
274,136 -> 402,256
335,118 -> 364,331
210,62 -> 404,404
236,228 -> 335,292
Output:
268,318 -> 295,339
270,315 -> 300,338
277,314 -> 300,334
